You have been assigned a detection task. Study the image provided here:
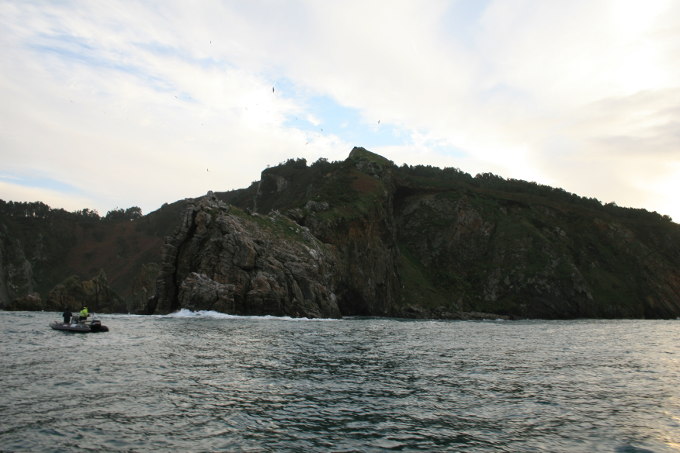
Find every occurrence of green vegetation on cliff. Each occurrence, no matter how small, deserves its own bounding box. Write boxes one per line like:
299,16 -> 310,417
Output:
0,200 -> 175,312
218,147 -> 680,319
2,147 -> 679,318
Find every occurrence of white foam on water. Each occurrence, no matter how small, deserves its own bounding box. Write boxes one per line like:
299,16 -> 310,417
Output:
167,308 -> 235,319
166,308 -> 339,321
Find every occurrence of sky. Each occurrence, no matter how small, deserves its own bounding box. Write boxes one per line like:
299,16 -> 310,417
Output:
1,0 -> 679,222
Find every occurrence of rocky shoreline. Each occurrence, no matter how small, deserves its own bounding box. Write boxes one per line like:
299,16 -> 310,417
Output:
2,148 -> 679,319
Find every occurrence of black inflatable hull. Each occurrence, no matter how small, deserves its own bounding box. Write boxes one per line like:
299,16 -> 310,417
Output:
50,321 -> 109,333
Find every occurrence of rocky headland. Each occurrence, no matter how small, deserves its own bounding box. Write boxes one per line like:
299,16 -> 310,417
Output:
152,195 -> 340,318
2,147 -> 679,319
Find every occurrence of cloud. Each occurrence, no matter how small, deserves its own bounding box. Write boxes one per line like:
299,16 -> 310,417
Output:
0,180 -> 98,213
1,0 -> 679,221
0,0 -> 357,214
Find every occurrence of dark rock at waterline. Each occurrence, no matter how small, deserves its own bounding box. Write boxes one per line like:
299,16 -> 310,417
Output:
152,196 -> 341,318
44,270 -> 126,313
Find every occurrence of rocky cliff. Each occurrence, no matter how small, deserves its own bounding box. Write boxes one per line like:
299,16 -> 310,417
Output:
0,201 -> 171,313
207,147 -> 680,319
0,223 -> 37,309
45,270 -> 126,312
3,147 -> 680,318
152,195 -> 340,318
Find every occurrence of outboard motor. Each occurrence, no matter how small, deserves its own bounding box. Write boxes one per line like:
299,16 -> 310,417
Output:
90,319 -> 102,332
89,319 -> 109,332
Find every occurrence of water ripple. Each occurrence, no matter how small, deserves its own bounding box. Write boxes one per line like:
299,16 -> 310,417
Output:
1,313 -> 679,451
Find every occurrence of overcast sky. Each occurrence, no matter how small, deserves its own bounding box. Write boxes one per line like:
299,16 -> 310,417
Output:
2,0 -> 679,221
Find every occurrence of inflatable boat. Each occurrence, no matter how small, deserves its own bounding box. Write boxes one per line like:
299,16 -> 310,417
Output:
50,318 -> 109,333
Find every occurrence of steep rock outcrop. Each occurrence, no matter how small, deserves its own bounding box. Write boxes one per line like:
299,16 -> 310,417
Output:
395,194 -> 594,317
0,224 -> 36,308
0,201 -> 169,313
393,182 -> 680,318
255,148 -> 403,316
218,147 -> 680,319
152,196 -> 341,318
44,270 -> 125,312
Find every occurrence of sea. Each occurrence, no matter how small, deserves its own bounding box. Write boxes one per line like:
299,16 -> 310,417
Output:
1,311 -> 679,452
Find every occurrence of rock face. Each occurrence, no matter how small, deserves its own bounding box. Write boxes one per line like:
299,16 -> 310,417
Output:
212,147 -> 680,319
397,188 -> 680,318
3,147 -> 680,319
44,270 -> 125,312
0,200 -> 174,313
152,196 -> 341,318
0,224 -> 36,308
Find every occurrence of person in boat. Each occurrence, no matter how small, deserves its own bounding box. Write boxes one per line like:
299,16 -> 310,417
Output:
62,309 -> 71,324
79,306 -> 89,321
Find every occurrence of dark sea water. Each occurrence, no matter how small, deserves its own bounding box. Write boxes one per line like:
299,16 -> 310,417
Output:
1,311 -> 679,452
